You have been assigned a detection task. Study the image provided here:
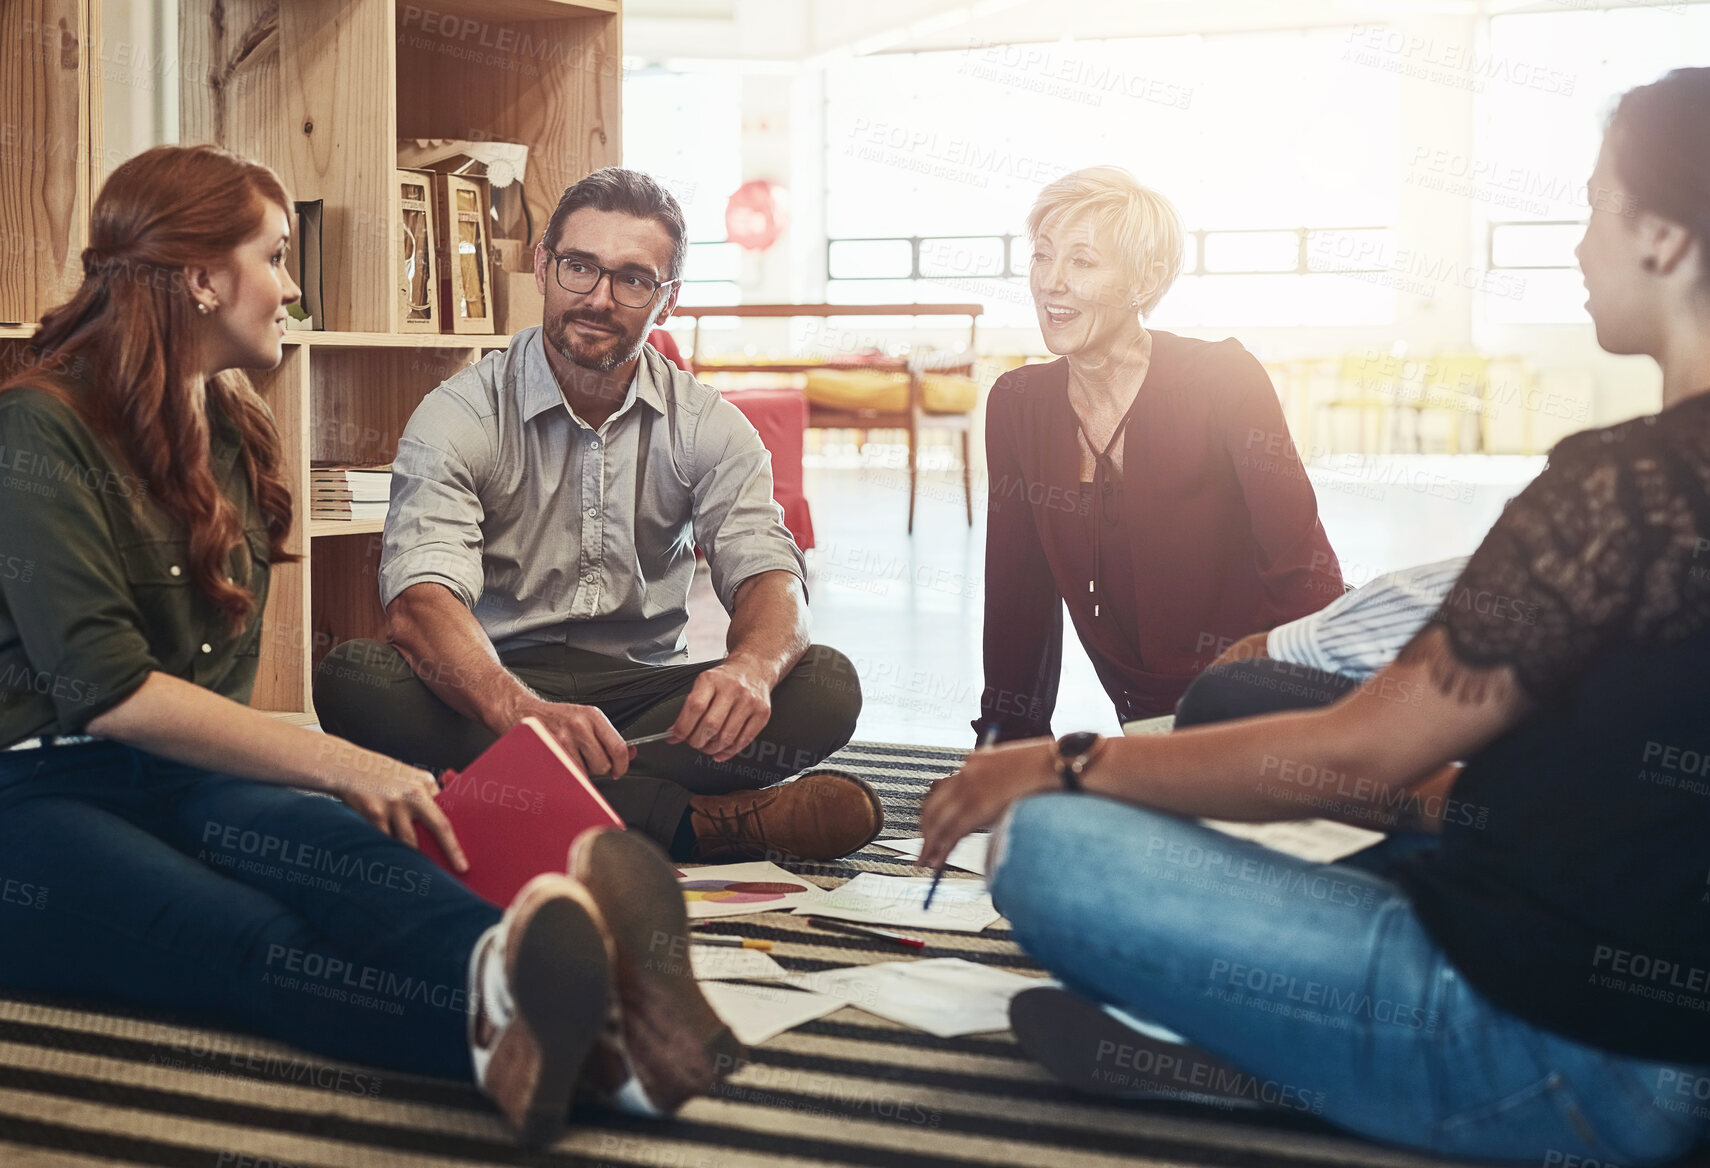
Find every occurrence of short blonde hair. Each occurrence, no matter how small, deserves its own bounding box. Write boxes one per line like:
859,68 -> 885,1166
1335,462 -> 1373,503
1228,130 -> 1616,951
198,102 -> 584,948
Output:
1025,166 -> 1184,316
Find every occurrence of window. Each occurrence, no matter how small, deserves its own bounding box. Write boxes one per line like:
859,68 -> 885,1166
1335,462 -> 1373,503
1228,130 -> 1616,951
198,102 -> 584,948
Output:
622,68 -> 742,306
1479,6 -> 1710,324
824,28 -> 1400,328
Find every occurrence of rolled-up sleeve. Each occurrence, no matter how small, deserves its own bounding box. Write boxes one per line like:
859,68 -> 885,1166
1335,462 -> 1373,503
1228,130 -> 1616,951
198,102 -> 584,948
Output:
0,399 -> 158,731
379,390 -> 491,611
688,395 -> 806,613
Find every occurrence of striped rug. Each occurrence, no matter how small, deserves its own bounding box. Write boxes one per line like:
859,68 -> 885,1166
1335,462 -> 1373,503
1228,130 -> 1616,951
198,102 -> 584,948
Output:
0,742 -> 1536,1167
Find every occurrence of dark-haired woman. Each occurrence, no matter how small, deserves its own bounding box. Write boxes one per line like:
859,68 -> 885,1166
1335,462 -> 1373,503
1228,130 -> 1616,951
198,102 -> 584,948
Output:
924,69 -> 1710,1162
0,145 -> 737,1145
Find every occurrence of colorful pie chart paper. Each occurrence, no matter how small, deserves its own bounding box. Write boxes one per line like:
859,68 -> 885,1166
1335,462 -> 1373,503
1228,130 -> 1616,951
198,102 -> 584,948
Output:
679,861 -> 828,920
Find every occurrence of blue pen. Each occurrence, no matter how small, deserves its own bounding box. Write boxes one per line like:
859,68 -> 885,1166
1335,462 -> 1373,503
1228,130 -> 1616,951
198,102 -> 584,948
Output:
924,724 -> 1000,911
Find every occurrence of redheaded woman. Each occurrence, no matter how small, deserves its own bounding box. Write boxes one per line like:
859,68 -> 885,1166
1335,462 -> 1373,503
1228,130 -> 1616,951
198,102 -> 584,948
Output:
0,145 -> 736,1144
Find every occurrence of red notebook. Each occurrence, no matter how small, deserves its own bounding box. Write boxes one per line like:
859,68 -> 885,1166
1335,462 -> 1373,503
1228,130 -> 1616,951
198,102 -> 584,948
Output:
415,717 -> 625,907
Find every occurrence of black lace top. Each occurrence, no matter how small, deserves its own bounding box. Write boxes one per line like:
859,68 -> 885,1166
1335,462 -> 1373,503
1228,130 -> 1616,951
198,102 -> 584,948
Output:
1399,395 -> 1710,704
1396,392 -> 1710,1061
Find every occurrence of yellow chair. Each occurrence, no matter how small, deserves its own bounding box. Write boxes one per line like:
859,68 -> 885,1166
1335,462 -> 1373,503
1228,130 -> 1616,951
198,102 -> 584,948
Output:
675,303 -> 984,533
1406,354 -> 1491,454
802,367 -> 980,415
1315,350 -> 1410,454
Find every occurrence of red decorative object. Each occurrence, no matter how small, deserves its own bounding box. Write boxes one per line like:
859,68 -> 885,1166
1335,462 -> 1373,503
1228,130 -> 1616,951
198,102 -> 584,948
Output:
724,179 -> 789,252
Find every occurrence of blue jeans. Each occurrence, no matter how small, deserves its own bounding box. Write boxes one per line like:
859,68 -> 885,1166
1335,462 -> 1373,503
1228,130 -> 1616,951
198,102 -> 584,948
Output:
0,741 -> 500,1080
989,794 -> 1710,1163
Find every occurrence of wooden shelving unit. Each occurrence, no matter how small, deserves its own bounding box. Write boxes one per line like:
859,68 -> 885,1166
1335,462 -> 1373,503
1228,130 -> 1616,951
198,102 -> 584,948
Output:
1,1 -> 620,724
0,1 -> 103,328
309,518 -> 390,539
172,0 -> 620,721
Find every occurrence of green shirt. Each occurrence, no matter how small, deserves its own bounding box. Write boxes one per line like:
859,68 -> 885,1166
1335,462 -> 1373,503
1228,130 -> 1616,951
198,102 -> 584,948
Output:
0,382 -> 272,746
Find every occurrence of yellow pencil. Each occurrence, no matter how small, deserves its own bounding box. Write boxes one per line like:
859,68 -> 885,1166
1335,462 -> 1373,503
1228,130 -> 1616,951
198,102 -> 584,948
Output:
692,935 -> 774,951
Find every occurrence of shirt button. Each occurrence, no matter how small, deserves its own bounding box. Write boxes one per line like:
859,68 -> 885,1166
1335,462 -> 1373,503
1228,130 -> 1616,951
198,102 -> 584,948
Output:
586,507 -> 597,517
200,643 -> 213,654
590,440 -> 601,450
169,565 -> 182,577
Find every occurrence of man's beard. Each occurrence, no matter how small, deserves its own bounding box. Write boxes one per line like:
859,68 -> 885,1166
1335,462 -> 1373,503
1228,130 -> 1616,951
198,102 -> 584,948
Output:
544,309 -> 651,375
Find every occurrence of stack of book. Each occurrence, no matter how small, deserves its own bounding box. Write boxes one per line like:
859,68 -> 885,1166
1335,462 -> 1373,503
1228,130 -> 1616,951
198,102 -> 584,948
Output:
310,464 -> 392,522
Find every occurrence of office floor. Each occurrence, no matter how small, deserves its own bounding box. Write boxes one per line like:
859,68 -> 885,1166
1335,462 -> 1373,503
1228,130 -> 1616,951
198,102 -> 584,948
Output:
686,453 -> 1546,748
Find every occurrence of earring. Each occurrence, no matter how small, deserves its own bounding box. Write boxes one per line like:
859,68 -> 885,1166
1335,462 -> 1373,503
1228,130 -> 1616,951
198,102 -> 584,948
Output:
197,297 -> 219,316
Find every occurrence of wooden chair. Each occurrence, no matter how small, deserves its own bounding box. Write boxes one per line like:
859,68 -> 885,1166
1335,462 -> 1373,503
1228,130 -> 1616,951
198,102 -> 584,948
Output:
675,303 -> 984,533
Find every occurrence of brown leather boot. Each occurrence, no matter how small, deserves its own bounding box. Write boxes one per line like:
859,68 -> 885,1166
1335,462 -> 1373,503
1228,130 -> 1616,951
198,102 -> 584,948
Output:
686,769 -> 885,862
468,874 -> 614,1145
568,827 -> 746,1116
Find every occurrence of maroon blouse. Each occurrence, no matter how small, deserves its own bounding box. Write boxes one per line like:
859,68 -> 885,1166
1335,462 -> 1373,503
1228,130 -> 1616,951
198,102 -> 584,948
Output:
977,332 -> 1343,738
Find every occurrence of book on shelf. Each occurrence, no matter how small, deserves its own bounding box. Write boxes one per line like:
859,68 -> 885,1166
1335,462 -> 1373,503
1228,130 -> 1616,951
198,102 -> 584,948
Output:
309,464 -> 392,518
311,464 -> 392,495
310,499 -> 391,522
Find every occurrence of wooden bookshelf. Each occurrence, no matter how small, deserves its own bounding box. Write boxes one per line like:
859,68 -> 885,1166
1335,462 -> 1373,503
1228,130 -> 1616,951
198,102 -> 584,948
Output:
0,1 -> 617,723
167,1 -> 615,722
309,518 -> 389,539
0,1 -> 103,327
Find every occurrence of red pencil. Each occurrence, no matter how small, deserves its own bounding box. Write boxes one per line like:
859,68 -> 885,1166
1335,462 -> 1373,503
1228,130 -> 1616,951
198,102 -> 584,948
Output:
807,916 -> 926,949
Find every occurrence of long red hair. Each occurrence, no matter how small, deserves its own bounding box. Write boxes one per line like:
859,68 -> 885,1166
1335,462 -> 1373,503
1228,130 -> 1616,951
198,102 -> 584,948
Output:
1,144 -> 296,629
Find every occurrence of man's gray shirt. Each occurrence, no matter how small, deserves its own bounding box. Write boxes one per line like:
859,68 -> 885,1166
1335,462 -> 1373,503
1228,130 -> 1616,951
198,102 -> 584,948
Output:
380,328 -> 805,665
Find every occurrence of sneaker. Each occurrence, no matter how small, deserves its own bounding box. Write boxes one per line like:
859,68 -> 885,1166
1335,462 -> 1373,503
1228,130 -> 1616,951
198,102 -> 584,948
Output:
1009,986 -> 1262,1110
687,769 -> 885,862
468,873 -> 614,1144
568,826 -> 747,1115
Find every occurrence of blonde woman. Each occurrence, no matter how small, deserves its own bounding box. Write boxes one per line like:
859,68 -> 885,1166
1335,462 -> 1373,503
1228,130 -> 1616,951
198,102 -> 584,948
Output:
977,167 -> 1341,738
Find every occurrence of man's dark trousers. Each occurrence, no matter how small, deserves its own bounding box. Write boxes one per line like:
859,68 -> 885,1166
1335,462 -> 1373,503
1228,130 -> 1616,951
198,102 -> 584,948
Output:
313,640 -> 862,850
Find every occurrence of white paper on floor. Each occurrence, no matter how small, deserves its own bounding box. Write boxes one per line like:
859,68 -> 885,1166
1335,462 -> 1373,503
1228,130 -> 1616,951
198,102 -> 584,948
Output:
678,861 -> 827,920
794,872 -> 999,933
690,945 -> 788,982
699,980 -> 845,1045
1199,818 -> 1384,863
783,958 -> 1042,1038
872,833 -> 991,876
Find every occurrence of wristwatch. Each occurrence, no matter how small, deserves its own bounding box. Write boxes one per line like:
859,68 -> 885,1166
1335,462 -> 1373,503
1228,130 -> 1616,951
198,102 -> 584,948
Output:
1054,731 -> 1104,791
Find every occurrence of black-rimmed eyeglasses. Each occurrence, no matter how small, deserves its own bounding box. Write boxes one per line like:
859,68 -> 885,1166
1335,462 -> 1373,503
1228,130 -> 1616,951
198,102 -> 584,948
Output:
549,252 -> 678,309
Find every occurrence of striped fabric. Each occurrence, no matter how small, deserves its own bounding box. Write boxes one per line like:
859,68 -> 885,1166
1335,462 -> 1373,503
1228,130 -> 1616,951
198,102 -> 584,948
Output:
0,742 -> 1481,1168
1266,558 -> 1469,680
